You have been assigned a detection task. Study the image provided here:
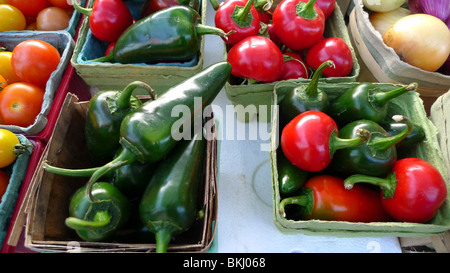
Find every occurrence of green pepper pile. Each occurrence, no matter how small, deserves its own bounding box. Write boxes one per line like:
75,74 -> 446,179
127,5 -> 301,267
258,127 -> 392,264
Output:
44,62 -> 231,252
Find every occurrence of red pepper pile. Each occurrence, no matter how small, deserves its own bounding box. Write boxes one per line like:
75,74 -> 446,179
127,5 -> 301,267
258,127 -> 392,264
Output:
214,0 -> 353,83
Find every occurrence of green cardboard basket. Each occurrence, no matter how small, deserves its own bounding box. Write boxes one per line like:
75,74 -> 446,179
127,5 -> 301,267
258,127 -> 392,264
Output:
225,3 -> 361,123
270,82 -> 450,237
71,0 -> 207,95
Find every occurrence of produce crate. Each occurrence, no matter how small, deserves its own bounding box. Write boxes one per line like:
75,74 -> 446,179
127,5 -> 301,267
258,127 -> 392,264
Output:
0,31 -> 75,135
350,0 -> 450,113
270,82 -> 450,237
0,135 -> 33,247
224,2 -> 360,122
71,0 -> 208,95
20,93 -> 218,253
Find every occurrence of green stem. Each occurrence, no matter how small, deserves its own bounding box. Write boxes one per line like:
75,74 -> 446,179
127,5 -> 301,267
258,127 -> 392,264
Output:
279,187 -> 314,217
373,82 -> 417,107
90,52 -> 114,63
232,0 -> 255,28
209,0 -> 220,10
72,0 -> 92,17
195,24 -> 228,37
155,229 -> 173,253
116,81 -> 157,110
368,115 -> 413,152
304,60 -> 334,98
344,172 -> 397,199
43,161 -> 99,177
65,211 -> 112,231
85,148 -> 136,203
329,128 -> 370,156
296,0 -> 318,20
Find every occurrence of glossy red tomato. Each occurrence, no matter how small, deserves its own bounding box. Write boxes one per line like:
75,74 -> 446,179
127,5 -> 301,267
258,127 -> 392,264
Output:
8,0 -> 50,16
279,51 -> 309,80
280,175 -> 391,222
11,40 -> 61,87
227,36 -> 284,83
0,82 -> 45,127
48,0 -> 72,9
306,37 -> 353,77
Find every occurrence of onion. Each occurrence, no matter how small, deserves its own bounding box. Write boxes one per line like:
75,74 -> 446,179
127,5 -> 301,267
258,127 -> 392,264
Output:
383,14 -> 450,72
363,0 -> 407,12
369,7 -> 411,36
408,0 -> 450,22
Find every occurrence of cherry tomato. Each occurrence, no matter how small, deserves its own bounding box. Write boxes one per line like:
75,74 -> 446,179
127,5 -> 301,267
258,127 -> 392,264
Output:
279,51 -> 309,81
11,40 -> 61,87
306,37 -> 353,77
214,0 -> 261,46
0,4 -> 26,31
0,74 -> 8,90
0,169 -> 9,201
0,82 -> 44,127
280,175 -> 391,222
48,0 -> 72,9
0,128 -> 20,168
0,50 -> 21,84
272,0 -> 325,50
36,6 -> 71,31
8,0 -> 50,16
227,36 -> 284,83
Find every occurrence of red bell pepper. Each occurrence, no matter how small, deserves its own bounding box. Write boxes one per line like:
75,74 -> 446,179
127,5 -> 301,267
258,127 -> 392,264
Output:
279,175 -> 392,222
344,158 -> 448,223
272,0 -> 325,50
280,110 -> 369,172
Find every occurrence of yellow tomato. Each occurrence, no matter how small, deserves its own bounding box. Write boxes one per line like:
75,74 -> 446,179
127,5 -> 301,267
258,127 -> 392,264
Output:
0,74 -> 8,90
0,4 -> 26,32
0,128 -> 20,168
0,0 -> 9,4
0,50 -> 21,84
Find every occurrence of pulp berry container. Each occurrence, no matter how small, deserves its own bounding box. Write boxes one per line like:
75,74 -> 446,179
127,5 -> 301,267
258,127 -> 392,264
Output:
0,31 -> 75,135
20,93 -> 218,253
351,0 -> 450,112
71,0 -> 208,95
0,135 -> 33,247
270,82 -> 450,237
224,3 -> 360,122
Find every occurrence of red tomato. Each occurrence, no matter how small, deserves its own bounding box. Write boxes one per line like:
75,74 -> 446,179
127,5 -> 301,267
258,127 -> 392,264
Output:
272,0 -> 325,50
306,37 -> 353,77
0,82 -> 45,127
48,0 -> 72,9
36,6 -> 71,31
227,36 -> 284,83
0,170 -> 9,202
11,40 -> 61,87
279,175 -> 391,222
8,0 -> 50,16
214,0 -> 261,46
279,51 -> 309,80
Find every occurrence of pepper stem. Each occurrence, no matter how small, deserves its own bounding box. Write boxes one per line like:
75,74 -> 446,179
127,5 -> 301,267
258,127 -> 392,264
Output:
232,0 -> 255,28
65,211 -> 112,231
85,148 -> 136,203
367,115 -> 413,153
115,81 -> 157,110
155,229 -> 173,253
43,161 -> 99,177
373,82 -> 417,107
195,24 -> 229,38
329,128 -> 370,156
209,0 -> 220,10
90,52 -> 114,63
279,187 -> 314,217
72,0 -> 92,16
304,60 -> 334,98
344,172 -> 397,199
296,0 -> 318,20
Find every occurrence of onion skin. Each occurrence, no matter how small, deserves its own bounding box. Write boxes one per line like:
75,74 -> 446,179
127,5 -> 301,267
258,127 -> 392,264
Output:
383,14 -> 450,72
363,0 -> 407,12
369,7 -> 411,36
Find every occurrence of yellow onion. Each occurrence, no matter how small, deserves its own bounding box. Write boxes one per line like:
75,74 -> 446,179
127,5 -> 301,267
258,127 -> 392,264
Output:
369,7 -> 411,36
383,14 -> 450,72
363,0 -> 407,12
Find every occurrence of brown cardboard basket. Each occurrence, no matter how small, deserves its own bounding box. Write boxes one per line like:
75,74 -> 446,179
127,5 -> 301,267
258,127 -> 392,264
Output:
21,93 -> 218,253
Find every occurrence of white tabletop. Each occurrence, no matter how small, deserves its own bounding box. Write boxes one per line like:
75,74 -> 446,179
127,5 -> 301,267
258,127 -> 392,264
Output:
203,2 -> 402,253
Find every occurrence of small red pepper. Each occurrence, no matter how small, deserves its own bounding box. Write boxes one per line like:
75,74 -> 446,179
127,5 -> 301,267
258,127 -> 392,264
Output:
280,110 -> 369,172
316,0 -> 336,19
278,51 -> 309,81
272,0 -> 325,50
73,0 -> 134,42
279,175 -> 391,222
344,158 -> 448,223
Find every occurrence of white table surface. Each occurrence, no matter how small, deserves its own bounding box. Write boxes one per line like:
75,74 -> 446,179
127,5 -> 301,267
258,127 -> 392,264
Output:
202,2 -> 402,253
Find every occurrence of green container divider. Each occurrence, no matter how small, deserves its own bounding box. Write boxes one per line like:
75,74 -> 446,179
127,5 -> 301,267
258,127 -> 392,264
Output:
71,0 -> 207,95
270,82 -> 450,237
224,3 -> 361,123
0,135 -> 33,246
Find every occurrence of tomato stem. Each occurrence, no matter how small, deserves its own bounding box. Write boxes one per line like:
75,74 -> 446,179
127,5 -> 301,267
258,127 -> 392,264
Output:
344,172 -> 397,199
296,0 -> 318,20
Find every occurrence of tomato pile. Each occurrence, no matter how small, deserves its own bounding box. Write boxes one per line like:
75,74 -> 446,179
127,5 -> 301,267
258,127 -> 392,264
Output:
213,0 -> 353,83
0,40 -> 60,127
0,0 -> 75,32
277,81 -> 448,224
